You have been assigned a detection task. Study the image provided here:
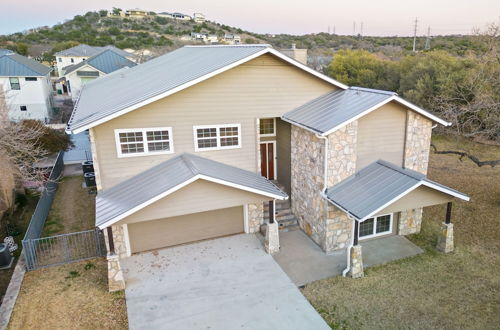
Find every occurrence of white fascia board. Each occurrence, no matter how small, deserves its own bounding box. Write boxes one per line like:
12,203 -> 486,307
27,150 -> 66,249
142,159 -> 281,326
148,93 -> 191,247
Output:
69,47 -> 347,134
198,175 -> 288,200
96,175 -> 199,229
394,96 -> 451,126
422,180 -> 470,201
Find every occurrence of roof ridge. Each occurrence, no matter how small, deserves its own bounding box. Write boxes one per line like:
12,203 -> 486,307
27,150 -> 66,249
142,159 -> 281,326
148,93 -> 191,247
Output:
181,154 -> 200,175
375,160 -> 424,180
184,44 -> 271,48
349,86 -> 396,96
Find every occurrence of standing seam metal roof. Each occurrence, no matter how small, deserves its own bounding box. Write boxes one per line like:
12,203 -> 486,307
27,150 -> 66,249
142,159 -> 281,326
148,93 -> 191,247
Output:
67,45 -> 271,131
54,44 -> 132,58
96,153 -> 287,227
325,160 -> 468,220
0,53 -> 51,76
282,87 -> 395,134
63,49 -> 136,75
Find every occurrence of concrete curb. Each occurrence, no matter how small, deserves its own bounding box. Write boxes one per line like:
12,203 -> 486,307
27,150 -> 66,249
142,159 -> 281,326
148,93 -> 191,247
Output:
0,256 -> 26,330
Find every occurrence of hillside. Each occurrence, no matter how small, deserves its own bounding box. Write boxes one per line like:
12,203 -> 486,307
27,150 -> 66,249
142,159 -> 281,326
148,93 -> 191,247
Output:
0,9 -> 484,62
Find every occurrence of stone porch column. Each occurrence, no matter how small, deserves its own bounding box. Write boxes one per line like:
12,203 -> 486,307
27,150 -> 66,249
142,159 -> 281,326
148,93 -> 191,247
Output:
265,200 -> 279,254
349,220 -> 364,278
436,202 -> 454,253
107,253 -> 125,292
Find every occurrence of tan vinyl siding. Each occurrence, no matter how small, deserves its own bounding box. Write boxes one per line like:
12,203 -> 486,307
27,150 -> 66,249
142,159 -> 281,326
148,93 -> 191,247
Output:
375,186 -> 453,216
120,179 -> 269,224
276,118 -> 291,194
128,206 -> 244,253
356,101 -> 407,170
93,54 -> 335,190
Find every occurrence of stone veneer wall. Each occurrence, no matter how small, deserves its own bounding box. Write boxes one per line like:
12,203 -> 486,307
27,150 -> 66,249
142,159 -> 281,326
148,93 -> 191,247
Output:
247,203 -> 264,233
111,224 -> 128,259
291,126 -> 328,249
399,112 -> 433,235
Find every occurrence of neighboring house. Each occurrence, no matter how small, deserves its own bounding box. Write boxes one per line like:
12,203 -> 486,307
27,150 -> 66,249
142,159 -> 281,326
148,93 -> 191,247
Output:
126,9 -> 149,18
158,12 -> 192,20
63,49 -> 137,101
191,32 -> 208,42
223,34 -> 241,44
55,44 -> 134,77
0,51 -> 53,122
66,45 -> 468,291
193,13 -> 206,23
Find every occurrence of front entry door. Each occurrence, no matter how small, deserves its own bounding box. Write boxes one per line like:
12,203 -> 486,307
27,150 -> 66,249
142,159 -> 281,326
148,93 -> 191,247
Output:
260,142 -> 275,180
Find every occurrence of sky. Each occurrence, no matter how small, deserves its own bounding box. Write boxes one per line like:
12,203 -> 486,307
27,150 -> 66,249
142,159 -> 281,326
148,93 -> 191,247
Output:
0,0 -> 498,36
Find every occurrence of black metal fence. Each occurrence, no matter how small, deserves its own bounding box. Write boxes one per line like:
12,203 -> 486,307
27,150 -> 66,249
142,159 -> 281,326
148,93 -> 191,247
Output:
21,152 -> 107,271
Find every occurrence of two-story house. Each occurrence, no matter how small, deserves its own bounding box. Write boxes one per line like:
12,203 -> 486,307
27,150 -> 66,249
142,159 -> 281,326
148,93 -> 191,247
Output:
63,49 -> 137,101
55,44 -> 134,77
66,45 -> 468,291
0,50 -> 53,122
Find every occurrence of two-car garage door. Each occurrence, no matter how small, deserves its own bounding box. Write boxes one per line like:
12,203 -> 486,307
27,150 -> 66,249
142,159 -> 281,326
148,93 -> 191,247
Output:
128,206 -> 244,254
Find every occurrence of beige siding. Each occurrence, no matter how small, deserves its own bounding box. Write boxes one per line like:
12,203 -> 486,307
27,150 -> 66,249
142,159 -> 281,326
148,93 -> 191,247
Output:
376,186 -> 452,216
120,179 -> 269,224
128,206 -> 244,253
276,118 -> 291,194
356,101 -> 407,170
93,54 -> 335,190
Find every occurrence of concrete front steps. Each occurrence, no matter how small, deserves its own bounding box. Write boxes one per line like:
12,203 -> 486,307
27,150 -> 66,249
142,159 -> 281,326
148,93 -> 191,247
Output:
261,199 -> 299,234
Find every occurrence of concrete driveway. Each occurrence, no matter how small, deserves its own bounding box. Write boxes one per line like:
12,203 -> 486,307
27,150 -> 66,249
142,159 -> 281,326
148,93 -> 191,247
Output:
121,234 -> 329,330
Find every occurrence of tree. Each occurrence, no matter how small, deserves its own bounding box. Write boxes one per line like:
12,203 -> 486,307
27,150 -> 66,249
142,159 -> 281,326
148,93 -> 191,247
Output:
15,43 -> 29,56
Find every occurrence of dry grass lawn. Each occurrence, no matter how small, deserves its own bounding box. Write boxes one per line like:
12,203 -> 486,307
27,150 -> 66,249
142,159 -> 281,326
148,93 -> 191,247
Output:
303,135 -> 500,329
8,258 -> 127,330
43,176 -> 95,236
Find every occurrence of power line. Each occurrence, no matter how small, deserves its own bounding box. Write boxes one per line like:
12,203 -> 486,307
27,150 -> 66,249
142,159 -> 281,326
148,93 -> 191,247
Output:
412,17 -> 418,52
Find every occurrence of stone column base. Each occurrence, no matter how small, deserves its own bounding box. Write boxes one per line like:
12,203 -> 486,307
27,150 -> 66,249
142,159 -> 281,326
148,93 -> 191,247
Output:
437,222 -> 454,253
107,254 -> 125,292
265,222 -> 280,254
349,245 -> 364,278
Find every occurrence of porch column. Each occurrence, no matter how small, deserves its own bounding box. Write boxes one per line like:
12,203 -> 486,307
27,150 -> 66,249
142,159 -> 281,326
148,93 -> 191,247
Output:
105,227 -> 126,292
437,202 -> 454,253
349,220 -> 364,278
265,200 -> 280,254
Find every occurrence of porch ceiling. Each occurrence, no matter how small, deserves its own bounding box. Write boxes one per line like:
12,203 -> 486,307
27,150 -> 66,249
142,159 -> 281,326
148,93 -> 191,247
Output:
325,160 -> 469,221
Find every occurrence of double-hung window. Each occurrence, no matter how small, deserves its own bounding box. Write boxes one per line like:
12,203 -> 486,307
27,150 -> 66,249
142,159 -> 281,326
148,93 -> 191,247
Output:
358,214 -> 393,239
9,77 -> 20,90
193,124 -> 241,151
114,127 -> 174,157
259,118 -> 275,137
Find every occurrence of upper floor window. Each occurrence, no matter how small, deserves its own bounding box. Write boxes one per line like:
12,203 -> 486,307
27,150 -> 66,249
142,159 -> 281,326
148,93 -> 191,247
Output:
9,77 -> 20,90
193,124 -> 241,151
58,57 -> 62,62
70,58 -> 74,63
25,77 -> 37,81
259,118 -> 275,137
114,127 -> 174,158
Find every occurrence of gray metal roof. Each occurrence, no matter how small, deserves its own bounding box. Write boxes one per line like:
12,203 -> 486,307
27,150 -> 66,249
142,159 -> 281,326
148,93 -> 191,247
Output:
0,53 -> 51,76
0,49 -> 13,56
96,153 -> 287,227
55,44 -> 132,58
282,87 -> 395,135
64,49 -> 136,75
67,45 -> 270,131
325,160 -> 469,220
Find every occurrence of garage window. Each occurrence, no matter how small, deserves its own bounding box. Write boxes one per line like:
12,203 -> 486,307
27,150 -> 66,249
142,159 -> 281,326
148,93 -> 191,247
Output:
359,214 -> 393,239
115,127 -> 174,157
193,124 -> 241,151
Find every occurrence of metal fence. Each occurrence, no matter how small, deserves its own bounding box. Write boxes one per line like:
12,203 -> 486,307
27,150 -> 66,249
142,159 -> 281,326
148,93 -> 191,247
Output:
21,151 -> 107,271
23,229 -> 106,271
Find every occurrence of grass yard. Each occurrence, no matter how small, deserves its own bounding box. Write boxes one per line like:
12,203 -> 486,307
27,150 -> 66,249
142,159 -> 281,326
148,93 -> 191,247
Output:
8,258 -> 127,329
303,134 -> 500,329
43,176 -> 95,236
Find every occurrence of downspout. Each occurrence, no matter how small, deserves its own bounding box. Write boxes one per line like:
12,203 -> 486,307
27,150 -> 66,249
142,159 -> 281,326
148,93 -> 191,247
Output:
342,216 -> 357,277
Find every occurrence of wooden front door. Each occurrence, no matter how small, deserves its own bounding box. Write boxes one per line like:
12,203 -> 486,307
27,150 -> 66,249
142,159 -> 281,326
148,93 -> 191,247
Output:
260,142 -> 275,180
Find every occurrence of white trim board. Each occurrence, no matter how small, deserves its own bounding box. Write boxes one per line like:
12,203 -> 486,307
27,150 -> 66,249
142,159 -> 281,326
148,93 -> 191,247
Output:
97,175 -> 287,229
68,47 -> 347,134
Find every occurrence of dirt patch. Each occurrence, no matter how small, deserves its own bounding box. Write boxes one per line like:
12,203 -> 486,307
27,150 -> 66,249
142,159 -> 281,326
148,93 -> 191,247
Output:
8,258 -> 127,329
43,176 -> 95,236
302,134 -> 500,329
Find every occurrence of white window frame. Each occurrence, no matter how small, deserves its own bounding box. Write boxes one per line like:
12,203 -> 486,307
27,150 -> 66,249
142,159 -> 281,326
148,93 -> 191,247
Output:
259,118 -> 276,137
114,127 -> 174,158
193,124 -> 241,152
359,213 -> 393,240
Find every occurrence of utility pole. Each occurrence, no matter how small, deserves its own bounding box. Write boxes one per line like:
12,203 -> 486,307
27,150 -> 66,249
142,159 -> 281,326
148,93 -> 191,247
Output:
353,21 -> 356,36
425,26 -> 431,50
412,17 -> 418,52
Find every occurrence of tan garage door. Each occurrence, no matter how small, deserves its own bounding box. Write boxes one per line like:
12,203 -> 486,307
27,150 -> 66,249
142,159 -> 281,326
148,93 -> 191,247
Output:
128,206 -> 244,253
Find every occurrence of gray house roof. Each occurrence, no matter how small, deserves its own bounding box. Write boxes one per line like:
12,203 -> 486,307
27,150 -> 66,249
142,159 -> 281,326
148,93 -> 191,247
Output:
0,53 -> 51,77
66,45 -> 347,133
325,160 -> 469,221
96,153 -> 287,228
64,49 -> 137,75
0,49 -> 13,56
282,87 -> 450,136
55,44 -> 132,58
